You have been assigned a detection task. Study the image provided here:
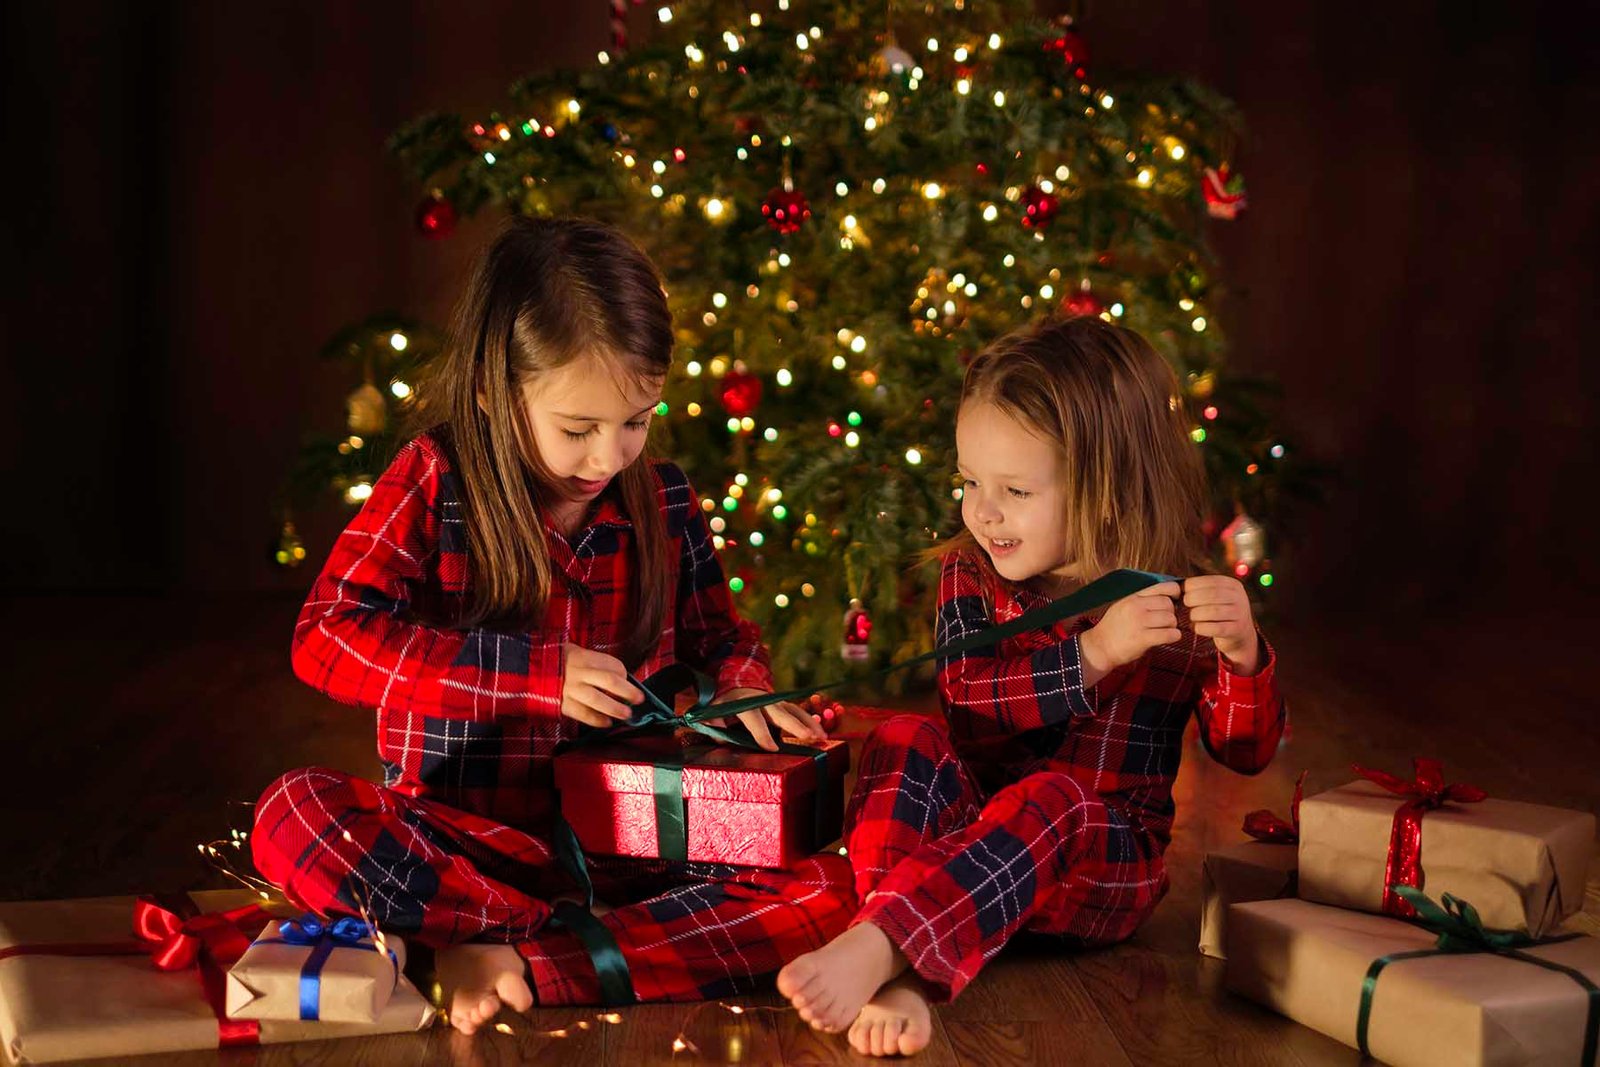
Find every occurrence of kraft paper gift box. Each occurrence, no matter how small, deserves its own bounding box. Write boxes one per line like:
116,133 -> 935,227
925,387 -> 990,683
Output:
0,890 -> 434,1064
1200,771 -> 1305,959
1224,895 -> 1600,1067
554,732 -> 849,869
1297,762 -> 1595,936
225,915 -> 407,1024
1199,840 -> 1299,959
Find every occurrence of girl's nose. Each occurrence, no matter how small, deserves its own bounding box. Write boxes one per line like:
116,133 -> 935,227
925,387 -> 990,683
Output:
970,491 -> 1002,525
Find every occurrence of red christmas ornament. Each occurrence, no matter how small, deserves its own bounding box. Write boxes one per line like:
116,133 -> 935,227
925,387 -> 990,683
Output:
1020,184 -> 1059,229
805,693 -> 845,733
1203,164 -> 1248,220
718,369 -> 763,418
761,186 -> 812,234
841,598 -> 872,662
1043,20 -> 1090,76
415,195 -> 457,239
1060,288 -> 1104,318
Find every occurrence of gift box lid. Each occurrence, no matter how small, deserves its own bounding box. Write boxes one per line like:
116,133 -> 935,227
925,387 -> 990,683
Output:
553,732 -> 848,804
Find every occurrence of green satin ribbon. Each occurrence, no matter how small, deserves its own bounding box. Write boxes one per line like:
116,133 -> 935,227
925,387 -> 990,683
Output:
1356,885 -> 1598,1064
549,901 -> 634,1008
671,566 -> 1174,723
549,566 -> 1173,1009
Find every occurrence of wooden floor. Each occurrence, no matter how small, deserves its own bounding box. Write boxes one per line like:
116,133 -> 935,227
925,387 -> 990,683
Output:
2,593 -> 1596,1066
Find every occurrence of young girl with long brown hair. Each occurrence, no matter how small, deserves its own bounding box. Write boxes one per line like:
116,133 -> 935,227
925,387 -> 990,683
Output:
251,217 -> 851,1035
779,315 -> 1287,1056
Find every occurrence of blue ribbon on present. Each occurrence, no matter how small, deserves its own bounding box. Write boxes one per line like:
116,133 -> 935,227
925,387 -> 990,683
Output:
257,915 -> 399,1021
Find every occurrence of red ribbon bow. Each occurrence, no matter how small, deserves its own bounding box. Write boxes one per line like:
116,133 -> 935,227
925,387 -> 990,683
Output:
0,894 -> 268,1049
132,896 -> 261,972
1351,758 -> 1487,917
1241,771 -> 1307,843
132,895 -> 267,1047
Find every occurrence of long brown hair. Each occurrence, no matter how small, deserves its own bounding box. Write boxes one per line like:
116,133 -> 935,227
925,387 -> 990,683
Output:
940,315 -> 1207,582
410,216 -> 673,668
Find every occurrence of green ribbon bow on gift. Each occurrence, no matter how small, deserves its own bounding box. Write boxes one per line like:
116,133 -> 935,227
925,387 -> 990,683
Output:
549,566 -> 1175,1008
1356,885 -> 1599,1064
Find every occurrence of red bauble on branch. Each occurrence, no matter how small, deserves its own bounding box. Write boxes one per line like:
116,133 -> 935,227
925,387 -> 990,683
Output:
414,194 -> 457,239
761,186 -> 811,234
1020,184 -> 1059,229
1043,19 -> 1090,76
841,598 -> 872,662
1060,288 -> 1104,318
718,369 -> 763,418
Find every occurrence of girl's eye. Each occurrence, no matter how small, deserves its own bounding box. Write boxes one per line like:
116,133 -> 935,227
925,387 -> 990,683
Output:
563,427 -> 598,441
625,418 -> 650,431
953,474 -> 973,489
1007,487 -> 1032,499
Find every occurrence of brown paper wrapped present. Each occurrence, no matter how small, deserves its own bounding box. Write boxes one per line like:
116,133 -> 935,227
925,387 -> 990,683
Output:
1298,762 -> 1595,936
0,890 -> 434,1064
1225,895 -> 1600,1067
226,916 -> 408,1024
1199,840 -> 1298,959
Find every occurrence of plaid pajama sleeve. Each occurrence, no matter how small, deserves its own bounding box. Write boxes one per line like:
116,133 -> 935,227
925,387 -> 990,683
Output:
934,551 -> 1101,738
290,435 -> 566,723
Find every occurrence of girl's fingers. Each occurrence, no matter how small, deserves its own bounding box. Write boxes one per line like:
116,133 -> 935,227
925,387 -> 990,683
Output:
1137,581 -> 1182,600
1187,605 -> 1245,624
580,686 -> 635,721
586,671 -> 645,706
564,703 -> 612,728
737,709 -> 779,752
766,701 -> 824,741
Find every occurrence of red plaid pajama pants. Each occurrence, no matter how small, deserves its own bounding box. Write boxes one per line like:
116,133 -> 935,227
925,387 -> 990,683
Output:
844,716 -> 1168,999
252,766 -> 856,1004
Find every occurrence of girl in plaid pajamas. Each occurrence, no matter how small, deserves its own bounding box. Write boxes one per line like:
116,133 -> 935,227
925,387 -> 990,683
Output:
251,217 -> 854,1035
779,316 -> 1287,1056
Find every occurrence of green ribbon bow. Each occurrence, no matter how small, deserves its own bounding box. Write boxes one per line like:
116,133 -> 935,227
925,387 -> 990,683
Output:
550,566 -> 1174,1008
1356,885 -> 1598,1063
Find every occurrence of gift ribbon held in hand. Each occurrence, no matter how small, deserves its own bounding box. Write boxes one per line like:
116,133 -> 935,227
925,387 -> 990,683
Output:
1241,771 -> 1307,844
255,914 -> 399,1021
1351,758 -> 1487,917
1356,885 -> 1598,1065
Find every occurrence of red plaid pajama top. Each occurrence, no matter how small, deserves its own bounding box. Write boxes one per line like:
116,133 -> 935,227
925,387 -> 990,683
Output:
289,430 -> 774,830
935,550 -> 1286,843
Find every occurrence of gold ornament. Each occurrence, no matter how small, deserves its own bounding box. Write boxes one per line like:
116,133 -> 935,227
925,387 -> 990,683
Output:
1220,511 -> 1266,569
273,520 -> 307,568
346,381 -> 387,435
909,268 -> 970,337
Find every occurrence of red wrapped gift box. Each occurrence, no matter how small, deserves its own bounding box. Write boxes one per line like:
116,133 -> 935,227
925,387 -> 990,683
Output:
554,732 -> 849,869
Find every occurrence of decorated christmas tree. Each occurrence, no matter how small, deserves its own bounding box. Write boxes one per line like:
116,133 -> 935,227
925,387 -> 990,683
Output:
278,0 -> 1310,686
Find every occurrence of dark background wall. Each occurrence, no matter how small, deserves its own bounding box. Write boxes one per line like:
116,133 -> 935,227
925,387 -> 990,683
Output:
6,2 -> 1597,621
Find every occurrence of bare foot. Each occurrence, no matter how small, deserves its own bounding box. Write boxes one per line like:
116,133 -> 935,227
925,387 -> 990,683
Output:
776,921 -> 905,1033
436,943 -> 534,1036
848,975 -> 933,1057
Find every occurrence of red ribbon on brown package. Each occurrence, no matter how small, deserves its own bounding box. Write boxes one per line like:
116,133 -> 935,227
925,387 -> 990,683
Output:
1349,758 -> 1488,918
0,893 -> 268,1048
1241,771 -> 1308,844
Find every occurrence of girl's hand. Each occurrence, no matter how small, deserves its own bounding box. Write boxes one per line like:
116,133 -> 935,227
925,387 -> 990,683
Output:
714,688 -> 826,752
1079,581 -> 1183,681
1183,575 -> 1262,675
560,644 -> 644,728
